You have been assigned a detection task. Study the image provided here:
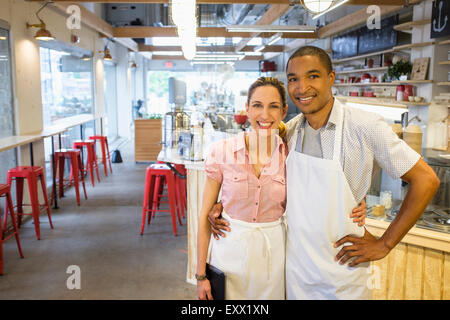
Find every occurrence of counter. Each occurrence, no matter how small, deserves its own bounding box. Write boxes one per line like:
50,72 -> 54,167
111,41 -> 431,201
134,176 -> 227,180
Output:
158,148 -> 450,300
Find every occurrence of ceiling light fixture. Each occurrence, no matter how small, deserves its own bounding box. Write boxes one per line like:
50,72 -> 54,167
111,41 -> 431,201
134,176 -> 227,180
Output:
226,25 -> 316,33
98,47 -> 112,61
267,33 -> 282,46
171,0 -> 197,60
312,0 -> 350,20
26,0 -> 54,41
191,61 -> 235,65
0,36 -> 7,40
301,0 -> 333,14
81,55 -> 91,61
254,45 -> 266,53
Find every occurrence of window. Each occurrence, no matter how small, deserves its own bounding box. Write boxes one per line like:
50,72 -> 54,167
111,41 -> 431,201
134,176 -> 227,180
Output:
147,70 -> 259,115
0,22 -> 17,184
39,43 -> 94,126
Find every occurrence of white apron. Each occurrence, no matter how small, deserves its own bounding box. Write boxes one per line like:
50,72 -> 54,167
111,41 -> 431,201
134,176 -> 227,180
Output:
208,211 -> 286,300
285,103 -> 371,300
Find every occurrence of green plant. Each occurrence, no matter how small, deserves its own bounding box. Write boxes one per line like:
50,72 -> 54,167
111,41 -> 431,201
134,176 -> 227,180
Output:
387,60 -> 412,80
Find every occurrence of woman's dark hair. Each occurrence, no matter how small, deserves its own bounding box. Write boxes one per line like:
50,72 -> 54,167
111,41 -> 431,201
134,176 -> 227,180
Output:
247,77 -> 287,109
286,45 -> 333,73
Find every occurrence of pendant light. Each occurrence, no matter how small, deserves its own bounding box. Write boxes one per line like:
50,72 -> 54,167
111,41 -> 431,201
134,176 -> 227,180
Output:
26,0 -> 54,41
301,0 -> 334,14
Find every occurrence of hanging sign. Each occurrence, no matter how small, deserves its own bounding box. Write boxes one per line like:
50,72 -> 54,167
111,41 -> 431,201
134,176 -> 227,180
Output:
431,0 -> 449,38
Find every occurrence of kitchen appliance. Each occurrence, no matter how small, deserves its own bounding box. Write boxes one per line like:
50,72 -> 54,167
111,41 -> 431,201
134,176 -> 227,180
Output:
162,107 -> 190,150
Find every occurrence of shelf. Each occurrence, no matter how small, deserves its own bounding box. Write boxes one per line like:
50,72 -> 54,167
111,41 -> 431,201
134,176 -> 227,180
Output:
333,82 -> 396,87
336,96 -> 431,109
439,61 -> 450,65
335,67 -> 388,75
393,41 -> 435,51
438,39 -> 450,45
437,82 -> 450,86
332,49 -> 394,64
394,19 -> 431,33
391,80 -> 434,84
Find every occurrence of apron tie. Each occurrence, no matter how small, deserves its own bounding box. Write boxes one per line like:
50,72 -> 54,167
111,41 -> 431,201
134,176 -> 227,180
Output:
239,227 -> 272,281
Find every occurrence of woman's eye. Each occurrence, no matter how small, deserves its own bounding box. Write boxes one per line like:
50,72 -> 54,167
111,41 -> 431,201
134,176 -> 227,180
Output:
252,104 -> 262,108
271,105 -> 281,109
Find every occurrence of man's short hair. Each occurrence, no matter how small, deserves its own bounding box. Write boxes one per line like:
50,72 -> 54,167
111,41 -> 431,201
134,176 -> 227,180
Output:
286,46 -> 333,74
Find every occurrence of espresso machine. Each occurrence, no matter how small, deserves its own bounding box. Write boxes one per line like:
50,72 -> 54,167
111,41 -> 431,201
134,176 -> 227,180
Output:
162,77 -> 191,150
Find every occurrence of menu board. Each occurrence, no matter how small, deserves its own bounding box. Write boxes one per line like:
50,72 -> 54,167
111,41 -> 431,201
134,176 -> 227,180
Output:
358,16 -> 398,54
332,31 -> 358,59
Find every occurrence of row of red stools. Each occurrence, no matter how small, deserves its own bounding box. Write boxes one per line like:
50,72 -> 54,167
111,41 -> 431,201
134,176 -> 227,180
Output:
140,162 -> 187,237
0,135 -> 112,275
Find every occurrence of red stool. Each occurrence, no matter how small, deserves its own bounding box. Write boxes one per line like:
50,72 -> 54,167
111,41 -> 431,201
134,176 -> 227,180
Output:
73,140 -> 100,186
141,164 -> 182,236
53,149 -> 88,206
89,135 -> 112,176
153,162 -> 186,219
0,184 -> 24,275
7,166 -> 54,240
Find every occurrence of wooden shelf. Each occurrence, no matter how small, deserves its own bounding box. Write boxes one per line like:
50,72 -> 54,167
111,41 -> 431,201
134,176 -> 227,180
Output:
336,96 -> 431,109
437,82 -> 450,86
332,49 -> 394,64
439,61 -> 450,65
438,39 -> 450,45
391,80 -> 434,84
394,19 -> 430,33
333,82 -> 396,87
335,67 -> 388,75
393,41 -> 435,51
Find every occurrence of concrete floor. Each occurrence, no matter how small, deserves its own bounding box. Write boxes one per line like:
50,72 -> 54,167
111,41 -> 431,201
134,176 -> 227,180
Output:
0,142 -> 197,299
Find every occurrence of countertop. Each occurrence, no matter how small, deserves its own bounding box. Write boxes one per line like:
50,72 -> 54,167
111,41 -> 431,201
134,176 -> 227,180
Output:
157,148 -> 205,170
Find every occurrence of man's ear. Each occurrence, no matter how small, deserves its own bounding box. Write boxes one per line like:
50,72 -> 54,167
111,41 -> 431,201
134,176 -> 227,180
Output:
329,70 -> 336,85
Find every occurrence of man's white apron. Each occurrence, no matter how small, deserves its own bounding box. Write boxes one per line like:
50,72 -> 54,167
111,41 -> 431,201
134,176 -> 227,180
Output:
285,103 -> 371,300
208,211 -> 285,300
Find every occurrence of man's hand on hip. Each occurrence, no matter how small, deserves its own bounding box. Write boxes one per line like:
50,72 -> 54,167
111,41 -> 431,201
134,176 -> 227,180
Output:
333,229 -> 390,267
207,202 -> 230,240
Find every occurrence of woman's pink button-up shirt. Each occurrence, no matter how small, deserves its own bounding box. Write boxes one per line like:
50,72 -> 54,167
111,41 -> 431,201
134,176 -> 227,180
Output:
204,132 -> 287,223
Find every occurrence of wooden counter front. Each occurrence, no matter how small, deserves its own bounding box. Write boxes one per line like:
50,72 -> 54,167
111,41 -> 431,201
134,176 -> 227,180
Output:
134,119 -> 162,162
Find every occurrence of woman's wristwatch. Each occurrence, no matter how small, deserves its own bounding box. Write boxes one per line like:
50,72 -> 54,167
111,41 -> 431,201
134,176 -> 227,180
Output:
195,273 -> 208,281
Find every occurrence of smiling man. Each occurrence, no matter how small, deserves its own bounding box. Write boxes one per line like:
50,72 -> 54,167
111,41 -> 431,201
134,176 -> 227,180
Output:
283,46 -> 440,299
207,46 -> 440,300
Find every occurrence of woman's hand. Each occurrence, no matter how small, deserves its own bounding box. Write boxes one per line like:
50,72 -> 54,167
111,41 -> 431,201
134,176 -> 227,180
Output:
350,197 -> 367,227
197,279 -> 214,300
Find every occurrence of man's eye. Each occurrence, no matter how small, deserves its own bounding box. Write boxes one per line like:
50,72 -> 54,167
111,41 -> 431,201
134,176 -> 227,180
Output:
310,75 -> 319,79
288,78 -> 296,82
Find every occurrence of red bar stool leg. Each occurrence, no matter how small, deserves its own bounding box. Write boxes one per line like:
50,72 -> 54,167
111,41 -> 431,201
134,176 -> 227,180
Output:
72,153 -> 82,206
77,153 -> 88,200
5,190 -> 24,259
167,173 -> 180,236
100,138 -> 108,176
141,173 -> 156,234
38,172 -> 54,229
151,176 -> 161,219
92,144 -> 101,183
27,173 -> 41,240
105,137 -> 113,174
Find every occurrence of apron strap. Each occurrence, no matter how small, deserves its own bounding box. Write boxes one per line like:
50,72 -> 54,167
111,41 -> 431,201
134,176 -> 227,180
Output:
332,100 -> 344,162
